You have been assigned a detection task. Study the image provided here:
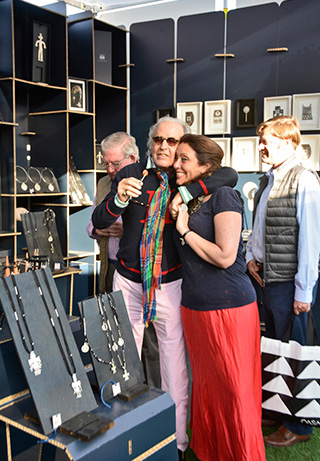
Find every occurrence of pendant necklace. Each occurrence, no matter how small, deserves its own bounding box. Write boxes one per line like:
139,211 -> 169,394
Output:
100,294 -> 129,381
80,300 -> 117,375
41,167 -> 55,192
27,212 -> 40,256
2,275 -> 42,376
28,167 -> 41,192
16,166 -> 29,192
43,209 -> 55,254
33,270 -> 82,398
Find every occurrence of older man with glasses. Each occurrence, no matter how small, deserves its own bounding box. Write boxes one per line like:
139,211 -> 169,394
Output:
86,132 -> 139,293
92,117 -> 238,460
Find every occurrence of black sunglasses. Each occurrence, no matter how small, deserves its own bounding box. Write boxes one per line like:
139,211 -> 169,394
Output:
152,136 -> 179,147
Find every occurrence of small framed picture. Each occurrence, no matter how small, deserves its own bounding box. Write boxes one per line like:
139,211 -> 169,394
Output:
211,138 -> 231,167
156,108 -> 175,121
292,93 -> 320,131
264,95 -> 292,121
68,78 -> 87,112
300,135 -> 320,171
236,99 -> 256,128
176,102 -> 203,134
95,143 -> 105,171
232,137 -> 259,172
204,100 -> 231,135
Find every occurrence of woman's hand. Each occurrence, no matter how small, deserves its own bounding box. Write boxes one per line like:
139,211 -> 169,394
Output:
176,205 -> 190,236
117,177 -> 142,203
170,192 -> 183,220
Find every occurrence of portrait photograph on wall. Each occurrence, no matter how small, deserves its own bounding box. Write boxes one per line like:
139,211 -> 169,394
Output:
204,100 -> 231,135
68,78 -> 87,112
176,102 -> 203,134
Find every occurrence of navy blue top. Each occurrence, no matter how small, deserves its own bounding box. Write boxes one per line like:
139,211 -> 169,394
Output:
174,186 -> 256,311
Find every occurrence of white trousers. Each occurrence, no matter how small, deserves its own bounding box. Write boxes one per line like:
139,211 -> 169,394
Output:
113,271 -> 189,452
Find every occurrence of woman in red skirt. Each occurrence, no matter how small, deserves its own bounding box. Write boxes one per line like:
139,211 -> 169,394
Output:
172,134 -> 265,461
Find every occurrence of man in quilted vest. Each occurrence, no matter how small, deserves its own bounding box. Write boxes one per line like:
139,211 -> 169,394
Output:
246,115 -> 320,447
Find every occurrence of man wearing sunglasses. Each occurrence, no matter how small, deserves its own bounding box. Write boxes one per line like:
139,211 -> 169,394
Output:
92,117 -> 238,460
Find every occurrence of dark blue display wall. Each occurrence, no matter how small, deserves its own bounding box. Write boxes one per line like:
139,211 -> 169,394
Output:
130,19 -> 174,156
176,11 -> 225,102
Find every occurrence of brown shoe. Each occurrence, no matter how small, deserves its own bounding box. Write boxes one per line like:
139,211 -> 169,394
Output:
262,419 -> 280,427
264,426 -> 310,447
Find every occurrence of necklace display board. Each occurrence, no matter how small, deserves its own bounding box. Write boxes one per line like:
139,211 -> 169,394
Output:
0,269 -> 97,436
79,291 -> 148,402
21,209 -> 64,271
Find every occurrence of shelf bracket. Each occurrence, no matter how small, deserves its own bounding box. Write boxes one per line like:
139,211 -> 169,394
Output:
214,53 -> 235,58
267,47 -> 288,52
166,58 -> 184,63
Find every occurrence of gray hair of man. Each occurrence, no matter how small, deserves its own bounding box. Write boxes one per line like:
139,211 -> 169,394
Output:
146,116 -> 191,157
101,132 -> 140,161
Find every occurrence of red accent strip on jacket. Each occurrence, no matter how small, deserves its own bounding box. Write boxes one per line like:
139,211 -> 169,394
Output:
199,179 -> 208,195
106,198 -> 121,217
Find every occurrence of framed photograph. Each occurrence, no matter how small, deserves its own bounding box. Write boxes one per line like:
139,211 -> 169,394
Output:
236,99 -> 256,128
232,137 -> 259,172
292,93 -> 320,131
264,95 -> 292,121
176,102 -> 203,134
211,138 -> 231,167
300,135 -> 320,171
204,100 -> 231,135
68,78 -> 87,112
156,108 -> 175,121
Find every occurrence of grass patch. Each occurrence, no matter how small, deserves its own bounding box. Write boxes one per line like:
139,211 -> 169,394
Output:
185,425 -> 320,460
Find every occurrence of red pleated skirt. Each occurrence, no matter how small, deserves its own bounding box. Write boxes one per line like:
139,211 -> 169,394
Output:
182,302 -> 265,461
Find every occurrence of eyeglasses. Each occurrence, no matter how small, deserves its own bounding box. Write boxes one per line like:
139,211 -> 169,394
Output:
152,136 -> 179,147
104,157 -> 126,171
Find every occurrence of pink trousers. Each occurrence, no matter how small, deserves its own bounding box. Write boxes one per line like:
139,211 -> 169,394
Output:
113,271 -> 189,452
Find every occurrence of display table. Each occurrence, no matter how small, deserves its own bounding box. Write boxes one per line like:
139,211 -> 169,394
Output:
0,387 -> 178,461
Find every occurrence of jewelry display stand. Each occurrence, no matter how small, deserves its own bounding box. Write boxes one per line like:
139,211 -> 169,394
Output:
69,156 -> 91,205
0,269 -> 97,436
21,209 -> 64,271
16,166 -> 60,194
79,291 -> 148,403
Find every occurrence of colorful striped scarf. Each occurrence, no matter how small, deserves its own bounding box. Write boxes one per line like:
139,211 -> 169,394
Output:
140,169 -> 170,326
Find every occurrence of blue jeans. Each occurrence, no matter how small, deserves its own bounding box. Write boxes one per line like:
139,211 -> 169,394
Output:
261,281 -> 313,436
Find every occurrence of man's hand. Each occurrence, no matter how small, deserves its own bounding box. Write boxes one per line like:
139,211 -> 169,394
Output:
117,177 -> 142,203
169,192 -> 183,220
247,259 -> 263,287
293,300 -> 311,315
95,221 -> 123,238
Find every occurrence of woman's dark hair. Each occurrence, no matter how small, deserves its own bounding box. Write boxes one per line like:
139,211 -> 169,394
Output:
178,134 -> 224,176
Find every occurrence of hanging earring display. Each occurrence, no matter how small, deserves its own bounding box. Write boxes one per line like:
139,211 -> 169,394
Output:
33,270 -> 82,398
41,167 -> 55,192
16,166 -> 29,192
28,166 -> 42,192
2,275 -> 42,376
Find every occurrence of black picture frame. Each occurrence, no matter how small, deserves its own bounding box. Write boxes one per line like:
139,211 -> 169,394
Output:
236,99 -> 257,128
156,108 -> 175,121
68,78 -> 87,112
32,21 -> 50,84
